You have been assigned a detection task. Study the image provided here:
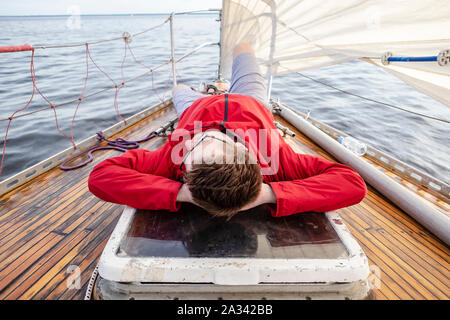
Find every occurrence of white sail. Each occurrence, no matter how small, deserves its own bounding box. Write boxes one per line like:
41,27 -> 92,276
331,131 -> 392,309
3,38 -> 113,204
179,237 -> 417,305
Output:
220,0 -> 450,106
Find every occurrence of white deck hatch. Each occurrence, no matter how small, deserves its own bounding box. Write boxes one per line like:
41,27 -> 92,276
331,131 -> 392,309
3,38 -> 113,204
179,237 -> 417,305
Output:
97,205 -> 370,291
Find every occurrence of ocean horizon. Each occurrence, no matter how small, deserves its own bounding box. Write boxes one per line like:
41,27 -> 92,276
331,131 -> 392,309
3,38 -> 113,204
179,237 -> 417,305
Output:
0,12 -> 218,18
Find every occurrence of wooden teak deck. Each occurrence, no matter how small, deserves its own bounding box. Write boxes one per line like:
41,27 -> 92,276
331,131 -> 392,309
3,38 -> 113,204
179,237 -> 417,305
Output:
0,103 -> 448,300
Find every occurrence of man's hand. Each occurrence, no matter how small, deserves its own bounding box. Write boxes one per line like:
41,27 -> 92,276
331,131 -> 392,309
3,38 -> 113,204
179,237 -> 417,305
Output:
176,184 -> 194,203
177,183 -> 276,212
177,184 -> 211,211
239,183 -> 276,212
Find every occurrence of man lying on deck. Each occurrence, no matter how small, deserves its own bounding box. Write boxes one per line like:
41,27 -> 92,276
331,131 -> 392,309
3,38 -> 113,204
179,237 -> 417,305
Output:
88,43 -> 367,218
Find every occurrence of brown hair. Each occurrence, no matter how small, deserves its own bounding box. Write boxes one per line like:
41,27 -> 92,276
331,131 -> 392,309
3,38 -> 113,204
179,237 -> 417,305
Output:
184,150 -> 262,217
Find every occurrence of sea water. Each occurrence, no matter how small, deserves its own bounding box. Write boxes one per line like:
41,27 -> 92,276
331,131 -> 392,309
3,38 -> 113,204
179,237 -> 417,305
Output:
0,14 -> 448,183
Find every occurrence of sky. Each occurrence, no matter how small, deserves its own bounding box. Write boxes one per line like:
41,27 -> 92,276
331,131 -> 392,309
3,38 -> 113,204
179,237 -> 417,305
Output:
0,0 -> 223,16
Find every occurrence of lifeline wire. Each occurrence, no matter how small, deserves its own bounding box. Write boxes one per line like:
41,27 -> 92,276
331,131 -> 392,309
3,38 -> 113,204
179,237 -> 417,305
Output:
0,28 -> 173,177
296,72 -> 450,124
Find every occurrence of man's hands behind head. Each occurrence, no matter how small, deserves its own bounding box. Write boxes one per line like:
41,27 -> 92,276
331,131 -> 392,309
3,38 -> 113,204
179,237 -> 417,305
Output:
176,184 -> 194,204
239,183 -> 276,212
177,183 -> 276,213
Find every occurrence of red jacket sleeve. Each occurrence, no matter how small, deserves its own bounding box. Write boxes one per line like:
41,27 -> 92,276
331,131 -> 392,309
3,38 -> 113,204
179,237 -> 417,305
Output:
88,144 -> 182,211
267,146 -> 367,217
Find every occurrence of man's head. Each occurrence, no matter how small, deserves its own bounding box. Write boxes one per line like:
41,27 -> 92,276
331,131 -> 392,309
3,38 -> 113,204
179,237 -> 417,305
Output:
181,130 -> 262,217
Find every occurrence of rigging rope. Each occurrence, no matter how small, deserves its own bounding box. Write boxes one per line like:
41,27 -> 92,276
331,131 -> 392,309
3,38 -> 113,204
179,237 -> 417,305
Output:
0,21 -> 173,178
0,59 -> 171,122
295,72 -> 450,124
0,47 -> 78,176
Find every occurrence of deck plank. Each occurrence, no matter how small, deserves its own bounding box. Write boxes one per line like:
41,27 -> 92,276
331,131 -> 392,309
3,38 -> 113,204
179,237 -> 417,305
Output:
0,104 -> 448,300
25,208 -> 120,300
363,193 -> 450,258
345,212 -> 443,299
1,202 -> 119,299
356,197 -> 450,280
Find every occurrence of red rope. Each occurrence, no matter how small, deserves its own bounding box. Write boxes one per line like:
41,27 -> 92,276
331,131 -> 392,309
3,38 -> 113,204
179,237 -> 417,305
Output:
1,46 -> 78,177
32,67 -> 74,147
116,39 -> 128,124
0,49 -> 36,176
126,42 -> 151,69
162,68 -> 174,102
159,69 -> 172,101
0,44 -> 33,53
69,43 -> 90,149
120,40 -> 127,86
126,42 -> 173,104
126,42 -> 163,103
1,48 -> 75,174
1,45 -> 85,175
87,43 -> 126,124
1,36 -> 176,178
127,42 -> 162,102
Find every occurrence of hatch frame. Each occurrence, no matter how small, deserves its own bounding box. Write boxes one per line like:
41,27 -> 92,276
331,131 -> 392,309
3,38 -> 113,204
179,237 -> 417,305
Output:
98,206 -> 370,285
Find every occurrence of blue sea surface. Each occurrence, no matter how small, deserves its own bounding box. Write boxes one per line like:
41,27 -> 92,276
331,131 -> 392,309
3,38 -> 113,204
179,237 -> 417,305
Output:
0,14 -> 449,183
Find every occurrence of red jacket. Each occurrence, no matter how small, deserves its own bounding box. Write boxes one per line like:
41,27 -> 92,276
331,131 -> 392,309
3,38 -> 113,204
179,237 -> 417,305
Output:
88,94 -> 367,217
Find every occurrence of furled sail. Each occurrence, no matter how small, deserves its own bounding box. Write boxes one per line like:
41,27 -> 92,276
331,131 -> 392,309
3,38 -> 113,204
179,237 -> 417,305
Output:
220,0 -> 450,106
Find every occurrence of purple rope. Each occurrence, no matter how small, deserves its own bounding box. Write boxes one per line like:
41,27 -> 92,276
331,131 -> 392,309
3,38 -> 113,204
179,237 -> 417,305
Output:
59,130 -> 156,170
